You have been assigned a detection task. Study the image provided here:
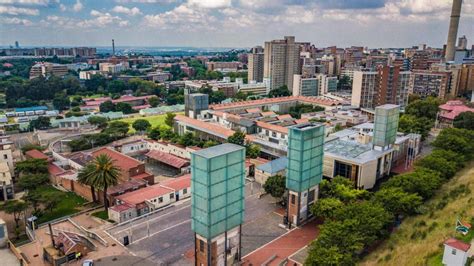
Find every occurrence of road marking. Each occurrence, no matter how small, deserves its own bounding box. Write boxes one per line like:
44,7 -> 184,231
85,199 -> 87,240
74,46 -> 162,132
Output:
242,227 -> 297,259
131,219 -> 191,244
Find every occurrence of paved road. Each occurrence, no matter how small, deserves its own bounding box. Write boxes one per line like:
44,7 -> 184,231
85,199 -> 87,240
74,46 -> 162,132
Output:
107,182 -> 280,265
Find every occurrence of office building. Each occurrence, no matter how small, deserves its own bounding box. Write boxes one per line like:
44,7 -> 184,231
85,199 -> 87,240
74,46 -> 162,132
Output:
318,74 -> 338,94
286,123 -> 324,226
248,46 -> 264,82
351,70 -> 378,108
375,65 -> 411,107
264,36 -> 300,90
29,62 -> 68,79
292,75 -> 319,96
191,143 -> 245,266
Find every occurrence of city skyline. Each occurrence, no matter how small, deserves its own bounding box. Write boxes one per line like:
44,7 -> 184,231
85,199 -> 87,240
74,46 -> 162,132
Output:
0,0 -> 473,48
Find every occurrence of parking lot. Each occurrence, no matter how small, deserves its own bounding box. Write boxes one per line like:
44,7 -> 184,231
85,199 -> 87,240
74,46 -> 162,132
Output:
106,181 -> 287,265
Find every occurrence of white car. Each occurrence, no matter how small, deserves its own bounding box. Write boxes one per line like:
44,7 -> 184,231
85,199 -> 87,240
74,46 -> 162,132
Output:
82,259 -> 94,266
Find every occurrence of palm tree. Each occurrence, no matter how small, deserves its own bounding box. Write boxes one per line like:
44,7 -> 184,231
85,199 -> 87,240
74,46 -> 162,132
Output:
78,163 -> 98,203
78,154 -> 120,210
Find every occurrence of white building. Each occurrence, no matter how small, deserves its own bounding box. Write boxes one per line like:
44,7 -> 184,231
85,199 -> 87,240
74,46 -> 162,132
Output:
442,238 -> 471,266
351,70 -> 378,108
292,75 -> 319,96
318,74 -> 338,95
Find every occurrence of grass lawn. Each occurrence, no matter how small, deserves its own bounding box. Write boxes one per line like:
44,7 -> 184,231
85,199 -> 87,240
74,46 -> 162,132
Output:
360,161 -> 474,266
36,186 -> 88,225
91,210 -> 108,220
68,94 -> 107,100
118,112 -> 183,133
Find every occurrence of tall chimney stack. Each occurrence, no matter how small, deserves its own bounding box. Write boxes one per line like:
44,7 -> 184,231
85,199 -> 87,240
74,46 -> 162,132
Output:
445,0 -> 462,62
112,39 -> 115,56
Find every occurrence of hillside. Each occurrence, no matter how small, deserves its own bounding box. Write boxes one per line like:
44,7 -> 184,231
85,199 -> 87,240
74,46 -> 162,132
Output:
361,161 -> 474,265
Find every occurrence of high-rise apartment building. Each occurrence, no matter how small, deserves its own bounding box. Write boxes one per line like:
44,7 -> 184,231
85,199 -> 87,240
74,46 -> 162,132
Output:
459,64 -> 474,95
264,36 -> 300,91
29,62 -> 68,79
247,46 -> 264,82
351,70 -> 378,108
409,70 -> 451,99
191,143 -> 245,266
317,74 -> 338,94
375,65 -> 411,107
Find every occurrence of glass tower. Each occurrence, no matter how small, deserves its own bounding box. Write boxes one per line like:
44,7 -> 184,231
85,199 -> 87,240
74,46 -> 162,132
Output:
286,123 -> 325,193
191,143 -> 245,240
373,104 -> 400,149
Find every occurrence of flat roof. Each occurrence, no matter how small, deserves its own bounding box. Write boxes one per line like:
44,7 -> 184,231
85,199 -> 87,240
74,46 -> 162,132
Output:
256,157 -> 288,175
324,138 -> 391,164
192,143 -> 244,159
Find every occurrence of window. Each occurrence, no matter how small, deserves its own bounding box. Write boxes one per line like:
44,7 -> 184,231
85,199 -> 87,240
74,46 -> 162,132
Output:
3,155 -> 6,159
334,160 -> 352,179
170,193 -> 174,199
183,188 -> 187,194
452,249 -> 457,255
159,197 -> 163,203
291,194 -> 296,205
199,240 -> 205,252
308,189 -> 315,202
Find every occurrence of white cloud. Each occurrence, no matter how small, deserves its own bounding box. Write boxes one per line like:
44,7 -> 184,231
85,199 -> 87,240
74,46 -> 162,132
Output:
1,16 -> 33,25
83,10 -> 129,28
0,0 -> 48,5
144,4 -> 216,30
115,0 -> 176,3
59,3 -> 65,11
188,0 -> 230,9
0,5 -> 39,15
112,5 -> 141,16
72,0 -> 82,12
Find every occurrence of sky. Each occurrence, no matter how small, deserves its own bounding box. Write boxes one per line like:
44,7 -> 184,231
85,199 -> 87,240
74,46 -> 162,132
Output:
0,0 -> 473,48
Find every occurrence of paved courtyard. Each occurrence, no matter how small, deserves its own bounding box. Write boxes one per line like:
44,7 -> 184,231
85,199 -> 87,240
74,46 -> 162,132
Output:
106,181 -> 287,265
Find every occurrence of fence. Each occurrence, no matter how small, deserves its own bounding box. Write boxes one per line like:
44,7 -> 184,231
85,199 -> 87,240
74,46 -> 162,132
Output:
8,240 -> 31,266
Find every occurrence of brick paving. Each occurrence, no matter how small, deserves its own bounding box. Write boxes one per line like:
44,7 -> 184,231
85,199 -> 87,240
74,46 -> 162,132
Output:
241,219 -> 320,266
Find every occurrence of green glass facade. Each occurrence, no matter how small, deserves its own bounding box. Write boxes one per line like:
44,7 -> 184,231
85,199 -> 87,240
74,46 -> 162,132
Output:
191,143 -> 245,240
373,104 -> 400,148
286,123 -> 325,193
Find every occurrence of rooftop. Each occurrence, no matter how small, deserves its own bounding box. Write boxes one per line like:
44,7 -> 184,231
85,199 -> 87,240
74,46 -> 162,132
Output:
159,174 -> 191,191
92,147 -> 143,170
116,184 -> 174,205
25,149 -> 48,160
146,150 -> 190,169
444,238 -> 471,252
192,143 -> 244,159
256,157 -> 288,175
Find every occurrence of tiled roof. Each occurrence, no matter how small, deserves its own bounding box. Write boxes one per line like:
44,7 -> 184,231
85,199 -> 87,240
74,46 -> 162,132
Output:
175,114 -> 236,138
277,114 -> 292,120
48,163 -> 65,176
444,238 -> 471,252
146,150 -> 189,169
159,174 -> 191,191
25,149 -> 48,160
110,202 -> 134,212
92,147 -> 143,171
256,121 -> 288,134
261,111 -> 276,117
107,178 -> 147,195
439,100 -> 474,120
116,184 -> 174,205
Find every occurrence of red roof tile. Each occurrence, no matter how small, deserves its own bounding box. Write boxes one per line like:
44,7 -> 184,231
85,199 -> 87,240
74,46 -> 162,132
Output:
92,147 -> 142,171
48,163 -> 65,176
146,150 -> 189,169
159,174 -> 191,191
175,114 -> 236,138
439,100 -> 474,120
110,202 -> 134,212
25,149 -> 48,160
210,96 -> 341,111
256,121 -> 288,134
117,184 -> 174,205
444,238 -> 471,252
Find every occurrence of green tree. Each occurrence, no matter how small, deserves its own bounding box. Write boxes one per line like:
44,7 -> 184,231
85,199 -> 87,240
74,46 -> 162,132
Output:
165,112 -> 176,127
29,116 -> 51,130
432,128 -> 474,159
372,188 -> 422,216
263,175 -> 286,199
87,116 -> 108,129
104,121 -> 129,139
16,158 -> 48,175
148,127 -> 161,140
398,114 -> 433,140
115,102 -> 134,114
99,100 -> 116,113
53,95 -> 70,111
107,80 -> 127,94
21,144 -> 45,153
319,177 -> 368,203
23,190 -> 43,215
405,96 -> 442,120
268,85 -> 291,98
203,140 -> 218,148
132,119 -> 151,133
17,174 -> 49,191
227,130 -> 246,146
415,153 -> 457,180
148,96 -> 160,107
453,111 -> 474,130
160,128 -> 177,140
41,191 -> 62,213
430,149 -> 465,170
245,144 -> 260,158
1,200 -> 28,238
305,244 -> 349,266
178,132 -> 197,147
382,168 -> 442,200
79,154 -> 120,210
310,198 -> 344,220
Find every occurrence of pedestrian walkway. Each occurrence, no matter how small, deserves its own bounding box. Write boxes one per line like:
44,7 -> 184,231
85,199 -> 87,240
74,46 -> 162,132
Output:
241,219 -> 320,266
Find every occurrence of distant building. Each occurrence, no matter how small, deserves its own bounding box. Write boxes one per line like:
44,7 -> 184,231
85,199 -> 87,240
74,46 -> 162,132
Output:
457,35 -> 468,50
99,62 -> 130,74
248,46 -> 264,82
0,162 -> 13,201
205,61 -> 241,72
292,75 -> 319,96
409,70 -> 450,99
185,93 -> 209,119
255,156 -> 287,185
375,65 -> 411,108
264,36 -> 300,90
29,62 -> 68,79
351,70 -> 378,108
79,70 -> 103,80
318,74 -> 338,94
437,100 -> 474,128
0,136 -> 14,175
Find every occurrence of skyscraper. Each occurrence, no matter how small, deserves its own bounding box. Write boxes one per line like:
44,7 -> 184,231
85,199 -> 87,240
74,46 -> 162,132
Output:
264,36 -> 300,91
191,143 -> 245,265
247,46 -> 264,82
286,123 -> 324,226
375,65 -> 411,107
